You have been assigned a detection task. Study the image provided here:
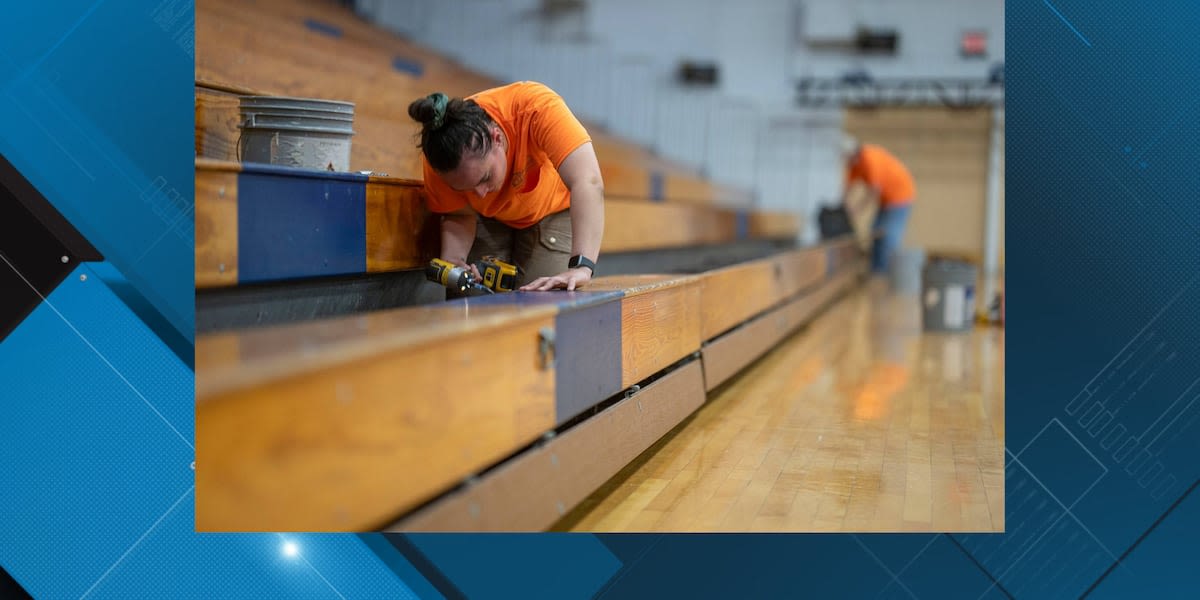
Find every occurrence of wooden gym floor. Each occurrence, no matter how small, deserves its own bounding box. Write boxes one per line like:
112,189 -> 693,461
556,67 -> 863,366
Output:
555,277 -> 1004,532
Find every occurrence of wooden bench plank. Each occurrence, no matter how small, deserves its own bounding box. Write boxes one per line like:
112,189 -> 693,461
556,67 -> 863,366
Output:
603,200 -> 737,253
774,247 -> 828,299
200,0 -> 497,95
195,160 -> 238,287
749,210 -> 802,240
392,360 -> 706,531
699,260 -> 781,341
597,161 -> 654,201
826,236 -> 863,274
194,86 -> 240,160
663,172 -> 715,204
587,275 -> 702,388
196,303 -> 562,531
702,297 -> 793,392
702,259 -> 865,391
197,301 -> 561,400
365,175 -> 439,273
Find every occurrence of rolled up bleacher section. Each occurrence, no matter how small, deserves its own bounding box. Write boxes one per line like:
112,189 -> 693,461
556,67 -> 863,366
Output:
194,0 -> 867,531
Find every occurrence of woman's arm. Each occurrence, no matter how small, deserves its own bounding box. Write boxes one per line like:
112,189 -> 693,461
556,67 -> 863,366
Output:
521,142 -> 605,291
562,142 -> 604,269
440,205 -> 481,280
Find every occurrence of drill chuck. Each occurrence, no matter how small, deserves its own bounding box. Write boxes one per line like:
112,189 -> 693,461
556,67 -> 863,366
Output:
426,258 -> 476,292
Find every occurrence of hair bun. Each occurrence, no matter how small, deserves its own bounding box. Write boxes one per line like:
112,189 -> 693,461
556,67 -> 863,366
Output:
408,92 -> 449,130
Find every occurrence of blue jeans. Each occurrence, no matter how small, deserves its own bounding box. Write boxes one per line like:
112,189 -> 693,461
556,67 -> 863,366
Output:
871,202 -> 912,273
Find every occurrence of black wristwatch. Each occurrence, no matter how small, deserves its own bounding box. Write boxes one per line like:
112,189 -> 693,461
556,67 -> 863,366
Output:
568,255 -> 596,274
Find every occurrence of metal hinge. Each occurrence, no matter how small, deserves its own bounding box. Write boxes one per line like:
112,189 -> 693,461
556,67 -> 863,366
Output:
538,327 -> 556,370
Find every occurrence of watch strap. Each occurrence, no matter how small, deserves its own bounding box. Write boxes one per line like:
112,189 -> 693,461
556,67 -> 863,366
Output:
568,255 -> 596,274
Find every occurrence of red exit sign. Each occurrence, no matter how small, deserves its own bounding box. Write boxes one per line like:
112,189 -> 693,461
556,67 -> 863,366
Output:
961,30 -> 987,57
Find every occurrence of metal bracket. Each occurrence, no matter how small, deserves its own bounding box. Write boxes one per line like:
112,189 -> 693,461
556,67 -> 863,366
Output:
538,327 -> 556,370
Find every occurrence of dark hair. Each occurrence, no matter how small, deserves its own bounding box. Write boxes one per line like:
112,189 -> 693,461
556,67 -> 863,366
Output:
407,92 -> 495,172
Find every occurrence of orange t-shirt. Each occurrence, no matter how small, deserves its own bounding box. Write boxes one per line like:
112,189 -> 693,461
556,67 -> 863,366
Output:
421,81 -> 592,228
845,144 -> 916,207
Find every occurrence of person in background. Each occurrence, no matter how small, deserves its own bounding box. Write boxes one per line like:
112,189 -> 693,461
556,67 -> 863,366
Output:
841,136 -> 916,273
408,81 -> 604,294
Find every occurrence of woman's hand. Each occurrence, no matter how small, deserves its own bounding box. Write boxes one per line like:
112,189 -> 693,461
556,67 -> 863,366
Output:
452,259 -> 482,283
520,267 -> 592,291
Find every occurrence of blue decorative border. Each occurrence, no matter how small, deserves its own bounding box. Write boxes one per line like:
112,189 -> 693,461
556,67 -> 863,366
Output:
2,0 -> 1197,598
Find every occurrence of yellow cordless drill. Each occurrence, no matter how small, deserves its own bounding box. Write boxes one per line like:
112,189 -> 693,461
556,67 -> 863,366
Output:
426,256 -> 521,294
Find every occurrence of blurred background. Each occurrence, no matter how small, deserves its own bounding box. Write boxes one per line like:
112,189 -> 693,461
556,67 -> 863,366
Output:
356,0 -> 1004,273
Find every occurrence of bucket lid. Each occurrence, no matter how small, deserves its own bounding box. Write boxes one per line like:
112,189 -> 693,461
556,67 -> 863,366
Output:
239,96 -> 355,115
239,123 -> 356,136
239,110 -> 354,122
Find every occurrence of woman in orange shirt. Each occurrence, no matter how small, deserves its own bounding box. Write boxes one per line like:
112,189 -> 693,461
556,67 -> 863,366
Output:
408,81 -> 604,294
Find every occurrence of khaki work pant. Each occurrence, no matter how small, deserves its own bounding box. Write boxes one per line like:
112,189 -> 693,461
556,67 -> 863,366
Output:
448,209 -> 573,298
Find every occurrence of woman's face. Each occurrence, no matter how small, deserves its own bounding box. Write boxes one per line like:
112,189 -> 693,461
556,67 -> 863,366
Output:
442,126 -> 507,199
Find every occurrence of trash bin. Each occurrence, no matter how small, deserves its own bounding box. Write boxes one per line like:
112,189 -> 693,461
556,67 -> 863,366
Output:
922,259 -> 977,332
889,247 -> 925,294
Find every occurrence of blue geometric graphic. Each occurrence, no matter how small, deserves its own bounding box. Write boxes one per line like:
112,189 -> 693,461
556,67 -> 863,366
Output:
2,0 -> 1199,598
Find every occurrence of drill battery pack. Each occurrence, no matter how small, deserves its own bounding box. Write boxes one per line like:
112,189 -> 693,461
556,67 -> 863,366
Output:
476,256 -> 520,293
426,256 -> 522,294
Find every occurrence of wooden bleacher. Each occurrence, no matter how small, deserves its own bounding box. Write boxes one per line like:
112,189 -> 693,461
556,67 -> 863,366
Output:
195,0 -> 755,207
193,0 -> 865,532
194,0 -> 801,335
197,240 -> 866,531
